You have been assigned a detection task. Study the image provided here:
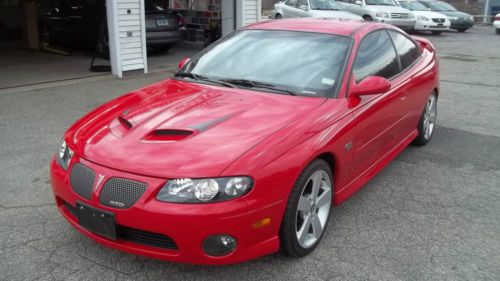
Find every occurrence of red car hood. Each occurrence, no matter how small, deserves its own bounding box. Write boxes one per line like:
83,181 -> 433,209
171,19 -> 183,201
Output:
67,79 -> 326,178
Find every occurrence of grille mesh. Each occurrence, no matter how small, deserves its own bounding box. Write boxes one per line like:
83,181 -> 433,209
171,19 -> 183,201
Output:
69,163 -> 96,199
99,178 -> 147,209
432,18 -> 445,23
391,13 -> 410,19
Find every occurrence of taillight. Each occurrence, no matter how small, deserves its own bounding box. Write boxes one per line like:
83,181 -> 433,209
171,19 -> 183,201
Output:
495,17 -> 500,21
178,15 -> 185,27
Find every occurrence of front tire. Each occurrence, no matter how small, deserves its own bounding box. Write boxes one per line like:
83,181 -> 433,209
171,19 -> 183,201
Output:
363,15 -> 373,21
275,14 -> 282,19
280,159 -> 333,257
413,92 -> 437,146
431,31 -> 442,35
457,28 -> 467,32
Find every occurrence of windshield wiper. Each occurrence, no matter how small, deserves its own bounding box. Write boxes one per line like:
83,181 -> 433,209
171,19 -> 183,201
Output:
174,72 -> 237,88
219,79 -> 297,96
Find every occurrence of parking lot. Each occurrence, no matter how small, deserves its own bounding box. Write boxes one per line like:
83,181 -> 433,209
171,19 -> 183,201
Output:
1,25 -> 499,281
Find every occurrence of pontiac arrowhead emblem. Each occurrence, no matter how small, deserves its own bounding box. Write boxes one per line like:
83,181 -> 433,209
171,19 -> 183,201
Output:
95,174 -> 105,191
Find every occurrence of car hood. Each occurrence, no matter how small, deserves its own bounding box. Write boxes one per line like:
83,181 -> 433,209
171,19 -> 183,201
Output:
412,10 -> 449,19
365,5 -> 410,13
67,79 -> 326,178
309,10 -> 363,20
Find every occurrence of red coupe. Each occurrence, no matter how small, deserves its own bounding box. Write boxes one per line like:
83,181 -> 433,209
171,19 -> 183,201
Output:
50,19 -> 439,264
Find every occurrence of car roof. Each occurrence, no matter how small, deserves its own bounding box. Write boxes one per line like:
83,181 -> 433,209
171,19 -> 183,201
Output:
244,18 -> 374,37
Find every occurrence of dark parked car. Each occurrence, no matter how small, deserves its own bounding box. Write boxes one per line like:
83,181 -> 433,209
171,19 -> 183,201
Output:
417,0 -> 474,32
38,0 -> 185,55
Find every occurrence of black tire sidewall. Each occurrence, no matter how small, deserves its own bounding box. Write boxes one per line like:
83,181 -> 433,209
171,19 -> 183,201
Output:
280,159 -> 333,257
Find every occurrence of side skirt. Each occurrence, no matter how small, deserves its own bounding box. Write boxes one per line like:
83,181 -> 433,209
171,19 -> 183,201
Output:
333,129 -> 418,205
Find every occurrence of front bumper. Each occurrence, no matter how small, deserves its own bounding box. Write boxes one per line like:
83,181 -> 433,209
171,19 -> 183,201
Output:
50,157 -> 281,264
450,20 -> 473,29
414,21 -> 451,31
375,17 -> 416,29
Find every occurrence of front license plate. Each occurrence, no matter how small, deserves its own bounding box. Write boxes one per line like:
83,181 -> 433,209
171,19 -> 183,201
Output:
76,202 -> 117,240
156,18 -> 169,27
437,23 -> 444,27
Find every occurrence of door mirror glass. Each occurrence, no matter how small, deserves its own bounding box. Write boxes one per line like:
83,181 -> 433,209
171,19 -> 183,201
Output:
178,57 -> 190,70
355,0 -> 362,5
351,76 -> 391,96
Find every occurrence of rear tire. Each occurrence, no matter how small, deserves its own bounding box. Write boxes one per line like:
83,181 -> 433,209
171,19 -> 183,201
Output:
413,92 -> 438,146
363,15 -> 373,21
431,31 -> 442,35
496,29 -> 500,34
280,159 -> 333,258
457,28 -> 467,32
275,14 -> 282,19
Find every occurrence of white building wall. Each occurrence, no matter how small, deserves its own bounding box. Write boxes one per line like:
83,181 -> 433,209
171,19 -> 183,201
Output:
236,0 -> 262,29
107,0 -> 148,77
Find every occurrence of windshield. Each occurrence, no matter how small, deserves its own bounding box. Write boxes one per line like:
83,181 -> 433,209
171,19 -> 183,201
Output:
179,30 -> 351,97
310,0 -> 343,10
398,1 -> 428,11
365,0 -> 397,6
426,1 -> 456,11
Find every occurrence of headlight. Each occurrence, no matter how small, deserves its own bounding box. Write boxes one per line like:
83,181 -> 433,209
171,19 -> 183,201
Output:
375,11 -> 389,18
417,15 -> 430,21
157,177 -> 253,203
469,16 -> 474,21
449,16 -> 458,20
56,139 -> 73,170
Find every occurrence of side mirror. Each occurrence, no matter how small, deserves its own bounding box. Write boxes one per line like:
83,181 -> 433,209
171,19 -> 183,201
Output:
178,57 -> 190,70
299,5 -> 308,10
355,0 -> 362,5
350,76 -> 391,96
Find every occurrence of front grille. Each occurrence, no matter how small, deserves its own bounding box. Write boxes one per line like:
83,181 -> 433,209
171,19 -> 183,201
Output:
62,202 -> 177,250
99,178 -> 147,209
391,13 -> 410,19
432,18 -> 445,23
70,163 -> 96,199
119,226 -> 178,250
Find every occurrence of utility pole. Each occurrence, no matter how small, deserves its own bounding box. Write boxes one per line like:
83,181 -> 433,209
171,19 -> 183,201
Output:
484,0 -> 490,23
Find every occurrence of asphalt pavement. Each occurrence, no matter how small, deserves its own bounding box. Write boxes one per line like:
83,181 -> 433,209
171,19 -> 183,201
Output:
0,25 -> 499,281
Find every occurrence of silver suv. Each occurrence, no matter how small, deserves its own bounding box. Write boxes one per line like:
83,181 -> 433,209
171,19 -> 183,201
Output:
336,0 -> 415,30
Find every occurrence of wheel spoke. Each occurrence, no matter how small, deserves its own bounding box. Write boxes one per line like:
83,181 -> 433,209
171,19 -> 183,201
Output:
311,172 -> 322,200
311,213 -> 323,239
316,188 -> 331,208
297,214 -> 312,244
298,195 -> 312,212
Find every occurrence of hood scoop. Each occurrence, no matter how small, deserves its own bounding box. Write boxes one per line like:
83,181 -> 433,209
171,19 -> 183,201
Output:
118,116 -> 133,129
144,129 -> 194,142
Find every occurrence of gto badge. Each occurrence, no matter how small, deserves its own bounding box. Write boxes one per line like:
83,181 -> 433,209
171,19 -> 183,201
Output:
95,174 -> 105,191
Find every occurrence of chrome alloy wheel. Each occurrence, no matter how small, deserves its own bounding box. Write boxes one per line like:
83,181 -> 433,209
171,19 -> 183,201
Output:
423,94 -> 437,140
295,170 -> 332,248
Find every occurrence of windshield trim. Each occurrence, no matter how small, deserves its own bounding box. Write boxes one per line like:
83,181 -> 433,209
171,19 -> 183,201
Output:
176,29 -> 354,99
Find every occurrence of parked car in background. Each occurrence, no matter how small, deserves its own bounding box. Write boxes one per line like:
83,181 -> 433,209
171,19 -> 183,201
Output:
51,18 -> 440,264
494,13 -> 500,34
397,0 -> 449,34
38,0 -> 185,54
416,0 -> 473,32
336,0 -> 415,31
273,0 -> 363,20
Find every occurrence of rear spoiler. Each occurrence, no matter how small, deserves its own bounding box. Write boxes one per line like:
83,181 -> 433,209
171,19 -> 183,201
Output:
411,35 -> 436,52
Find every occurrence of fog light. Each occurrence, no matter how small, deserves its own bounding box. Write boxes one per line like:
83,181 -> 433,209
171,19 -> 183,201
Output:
202,234 -> 237,256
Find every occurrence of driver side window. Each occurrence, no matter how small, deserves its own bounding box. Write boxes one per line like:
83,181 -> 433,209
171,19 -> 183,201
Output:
296,0 -> 309,8
353,30 -> 400,83
286,0 -> 299,7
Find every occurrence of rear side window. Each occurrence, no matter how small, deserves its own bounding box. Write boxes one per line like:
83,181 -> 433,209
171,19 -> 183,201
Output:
353,30 -> 400,83
388,30 -> 420,70
286,0 -> 299,6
